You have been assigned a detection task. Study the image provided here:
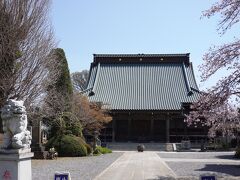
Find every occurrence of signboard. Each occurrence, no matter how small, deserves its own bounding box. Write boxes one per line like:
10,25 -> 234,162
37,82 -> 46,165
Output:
54,172 -> 71,180
200,175 -> 216,180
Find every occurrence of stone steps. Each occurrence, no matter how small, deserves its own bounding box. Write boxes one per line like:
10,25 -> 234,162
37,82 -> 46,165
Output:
107,142 -> 166,151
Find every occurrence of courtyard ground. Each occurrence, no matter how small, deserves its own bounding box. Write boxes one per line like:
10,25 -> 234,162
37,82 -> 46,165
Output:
32,152 -> 123,180
158,151 -> 240,179
32,151 -> 240,180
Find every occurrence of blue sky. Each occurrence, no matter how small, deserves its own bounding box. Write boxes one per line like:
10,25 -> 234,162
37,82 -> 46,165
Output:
51,1 -> 237,89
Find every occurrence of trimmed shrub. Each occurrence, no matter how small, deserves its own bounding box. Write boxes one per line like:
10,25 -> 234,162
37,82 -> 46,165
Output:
235,147 -> 240,158
93,146 -> 112,155
46,134 -> 87,157
220,142 -> 231,151
74,136 -> 93,155
85,143 -> 92,155
67,122 -> 82,137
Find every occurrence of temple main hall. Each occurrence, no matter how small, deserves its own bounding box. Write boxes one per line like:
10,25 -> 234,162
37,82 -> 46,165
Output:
84,54 -> 207,143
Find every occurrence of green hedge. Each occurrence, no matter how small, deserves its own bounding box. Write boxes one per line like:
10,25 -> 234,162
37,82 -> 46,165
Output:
46,134 -> 87,157
235,147 -> 240,158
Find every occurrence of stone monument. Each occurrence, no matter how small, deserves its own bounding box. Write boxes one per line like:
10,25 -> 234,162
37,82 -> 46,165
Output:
31,119 -> 48,159
0,99 -> 34,180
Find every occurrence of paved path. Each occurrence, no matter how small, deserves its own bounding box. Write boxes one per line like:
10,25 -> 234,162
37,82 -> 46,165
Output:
94,152 -> 176,180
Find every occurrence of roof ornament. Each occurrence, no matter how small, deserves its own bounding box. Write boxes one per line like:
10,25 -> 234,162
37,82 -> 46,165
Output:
88,91 -> 95,96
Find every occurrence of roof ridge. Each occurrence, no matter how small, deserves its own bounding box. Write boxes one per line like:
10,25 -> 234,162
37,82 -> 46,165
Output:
93,53 -> 190,57
93,53 -> 190,64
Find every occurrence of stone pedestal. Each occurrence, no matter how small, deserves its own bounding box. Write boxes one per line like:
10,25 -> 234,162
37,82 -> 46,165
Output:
31,144 -> 48,159
0,149 -> 34,180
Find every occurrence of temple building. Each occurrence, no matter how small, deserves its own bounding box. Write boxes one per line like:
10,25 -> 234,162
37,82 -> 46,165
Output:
84,54 -> 207,143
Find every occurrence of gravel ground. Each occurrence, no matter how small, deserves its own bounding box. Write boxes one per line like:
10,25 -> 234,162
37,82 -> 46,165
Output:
158,151 -> 236,160
32,152 -> 123,180
158,151 -> 240,179
166,161 -> 240,177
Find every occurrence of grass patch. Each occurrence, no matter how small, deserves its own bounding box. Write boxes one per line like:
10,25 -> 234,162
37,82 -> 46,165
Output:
93,146 -> 112,155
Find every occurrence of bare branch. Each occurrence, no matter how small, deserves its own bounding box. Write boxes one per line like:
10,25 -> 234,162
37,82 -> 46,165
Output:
71,70 -> 89,92
0,0 -> 58,110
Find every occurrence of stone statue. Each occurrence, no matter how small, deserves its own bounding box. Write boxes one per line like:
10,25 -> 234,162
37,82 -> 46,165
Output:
1,99 -> 32,149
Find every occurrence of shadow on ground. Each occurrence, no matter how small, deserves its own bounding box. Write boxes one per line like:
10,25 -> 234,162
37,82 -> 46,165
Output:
146,176 -> 198,180
215,154 -> 236,159
196,164 -> 240,176
146,176 -> 175,180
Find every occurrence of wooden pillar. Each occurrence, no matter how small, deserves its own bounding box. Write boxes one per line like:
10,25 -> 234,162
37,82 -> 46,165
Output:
0,117 -> 3,133
184,115 -> 187,137
166,113 -> 170,143
150,112 -> 154,141
128,113 -> 131,141
38,120 -> 42,144
112,118 -> 115,142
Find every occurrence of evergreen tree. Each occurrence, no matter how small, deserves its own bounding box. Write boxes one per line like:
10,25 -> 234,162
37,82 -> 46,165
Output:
53,49 -> 73,97
44,48 -> 82,137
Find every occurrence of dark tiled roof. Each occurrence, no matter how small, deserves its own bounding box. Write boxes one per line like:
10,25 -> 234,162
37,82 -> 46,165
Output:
93,53 -> 190,64
93,53 -> 190,58
85,54 -> 200,110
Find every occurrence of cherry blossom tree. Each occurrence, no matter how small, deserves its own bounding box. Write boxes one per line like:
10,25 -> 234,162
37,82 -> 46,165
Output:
186,0 -> 240,138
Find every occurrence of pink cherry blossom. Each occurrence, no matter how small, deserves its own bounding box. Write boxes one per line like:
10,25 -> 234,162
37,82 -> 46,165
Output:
185,0 -> 240,137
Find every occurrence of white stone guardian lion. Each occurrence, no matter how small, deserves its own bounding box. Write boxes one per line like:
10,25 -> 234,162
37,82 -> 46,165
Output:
1,99 -> 32,149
